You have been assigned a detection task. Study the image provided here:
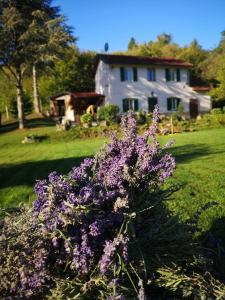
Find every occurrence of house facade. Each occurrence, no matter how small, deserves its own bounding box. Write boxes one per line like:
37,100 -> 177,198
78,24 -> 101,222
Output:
95,54 -> 211,117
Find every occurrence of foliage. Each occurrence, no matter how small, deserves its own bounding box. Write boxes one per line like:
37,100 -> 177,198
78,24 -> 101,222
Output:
177,103 -> 185,120
127,37 -> 137,51
156,33 -> 172,45
0,0 -> 74,127
97,104 -> 119,124
124,34 -> 209,85
39,47 -> 96,102
196,112 -> 225,128
80,113 -> 93,124
136,110 -> 148,125
202,31 -> 225,105
210,108 -> 223,115
9,93 -> 33,118
210,60 -> 225,104
178,39 -> 208,85
24,0 -> 74,113
0,72 -> 16,115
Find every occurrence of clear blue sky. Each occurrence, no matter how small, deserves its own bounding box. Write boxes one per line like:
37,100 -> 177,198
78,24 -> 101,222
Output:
54,0 -> 225,52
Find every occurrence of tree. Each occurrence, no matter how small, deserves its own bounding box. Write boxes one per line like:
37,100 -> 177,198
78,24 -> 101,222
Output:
38,47 -> 96,103
156,33 -> 172,45
25,7 -> 74,113
178,39 -> 208,85
0,72 -> 16,120
200,30 -> 225,106
0,0 -> 73,128
127,37 -> 137,51
210,60 -> 225,106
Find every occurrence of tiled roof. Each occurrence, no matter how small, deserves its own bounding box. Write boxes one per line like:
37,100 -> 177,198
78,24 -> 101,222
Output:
97,54 -> 193,67
72,92 -> 105,98
50,92 -> 104,100
191,86 -> 210,92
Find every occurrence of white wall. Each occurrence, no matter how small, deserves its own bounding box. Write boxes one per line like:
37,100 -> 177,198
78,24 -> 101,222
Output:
95,61 -> 211,115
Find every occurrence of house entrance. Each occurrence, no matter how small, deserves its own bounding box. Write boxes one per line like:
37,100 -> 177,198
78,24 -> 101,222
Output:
148,97 -> 158,112
189,99 -> 198,118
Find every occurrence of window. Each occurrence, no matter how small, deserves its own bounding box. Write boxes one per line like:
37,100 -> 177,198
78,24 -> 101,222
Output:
147,68 -> 156,81
165,68 -> 181,82
167,97 -> 181,111
148,97 -> 158,112
120,67 -> 138,81
125,68 -> 132,81
122,98 -> 139,112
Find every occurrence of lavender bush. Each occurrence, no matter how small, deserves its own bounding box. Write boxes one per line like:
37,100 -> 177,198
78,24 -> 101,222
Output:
1,106 -> 224,299
33,105 -> 175,297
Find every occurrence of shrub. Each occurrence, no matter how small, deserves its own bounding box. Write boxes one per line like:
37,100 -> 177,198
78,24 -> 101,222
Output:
211,108 -> 223,115
97,104 -> 119,124
80,113 -> 93,124
177,103 -> 185,120
136,110 -> 147,124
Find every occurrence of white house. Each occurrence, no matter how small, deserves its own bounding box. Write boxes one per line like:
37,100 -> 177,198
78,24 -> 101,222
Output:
95,54 -> 211,118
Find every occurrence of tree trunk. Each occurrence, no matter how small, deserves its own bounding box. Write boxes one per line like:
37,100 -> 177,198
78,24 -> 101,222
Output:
16,71 -> 25,129
5,105 -> 9,120
33,64 -> 41,113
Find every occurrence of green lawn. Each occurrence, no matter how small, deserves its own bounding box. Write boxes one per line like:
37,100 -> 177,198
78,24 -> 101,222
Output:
0,125 -> 225,233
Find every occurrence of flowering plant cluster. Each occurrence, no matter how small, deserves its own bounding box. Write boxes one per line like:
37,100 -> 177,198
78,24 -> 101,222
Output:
0,106 -> 177,299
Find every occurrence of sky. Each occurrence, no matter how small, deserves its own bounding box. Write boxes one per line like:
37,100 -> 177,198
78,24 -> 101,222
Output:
54,0 -> 225,53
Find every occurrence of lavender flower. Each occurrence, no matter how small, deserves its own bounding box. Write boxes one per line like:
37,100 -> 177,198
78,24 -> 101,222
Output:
29,106 -> 175,297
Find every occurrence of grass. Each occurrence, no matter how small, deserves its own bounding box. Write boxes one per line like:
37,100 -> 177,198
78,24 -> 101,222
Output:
0,121 -> 225,234
0,123 -> 104,207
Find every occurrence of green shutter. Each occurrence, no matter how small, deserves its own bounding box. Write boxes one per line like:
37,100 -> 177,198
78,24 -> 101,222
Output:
134,99 -> 139,111
176,69 -> 180,82
153,69 -> 156,81
123,99 -> 128,112
165,68 -> 170,81
133,67 -> 138,81
167,98 -> 172,111
120,67 -> 125,81
177,98 -> 181,108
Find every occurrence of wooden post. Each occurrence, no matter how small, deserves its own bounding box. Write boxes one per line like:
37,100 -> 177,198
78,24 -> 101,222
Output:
170,114 -> 174,134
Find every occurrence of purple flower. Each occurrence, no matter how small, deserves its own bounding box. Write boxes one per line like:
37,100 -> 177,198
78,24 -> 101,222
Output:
31,105 -> 175,290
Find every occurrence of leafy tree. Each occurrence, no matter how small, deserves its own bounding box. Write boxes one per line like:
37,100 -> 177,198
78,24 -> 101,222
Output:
201,30 -> 225,106
39,47 -> 96,103
156,33 -> 172,45
25,6 -> 74,113
127,37 -> 137,51
178,39 -> 208,85
0,0 -> 73,128
210,59 -> 225,106
9,93 -> 33,118
0,72 -> 16,120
